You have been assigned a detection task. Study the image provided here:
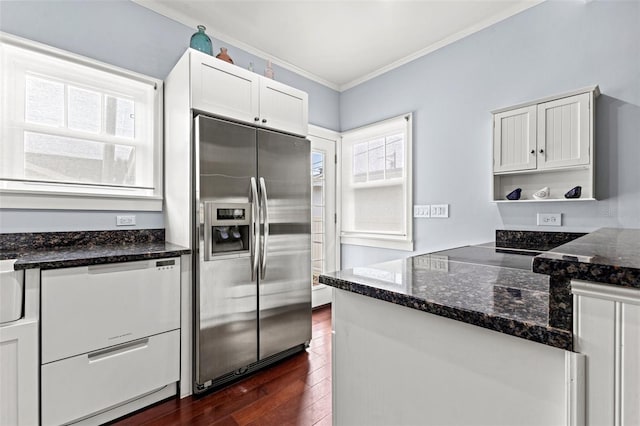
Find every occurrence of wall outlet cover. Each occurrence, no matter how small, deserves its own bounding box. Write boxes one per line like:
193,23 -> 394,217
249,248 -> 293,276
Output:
537,213 -> 561,226
116,215 -> 136,226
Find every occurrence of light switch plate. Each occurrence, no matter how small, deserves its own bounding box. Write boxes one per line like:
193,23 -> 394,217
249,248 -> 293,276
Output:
414,205 -> 430,218
537,213 -> 561,226
430,204 -> 449,218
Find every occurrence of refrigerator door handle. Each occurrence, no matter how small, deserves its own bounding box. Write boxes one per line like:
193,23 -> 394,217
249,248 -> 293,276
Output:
259,177 -> 269,279
250,177 -> 260,281
203,201 -> 213,262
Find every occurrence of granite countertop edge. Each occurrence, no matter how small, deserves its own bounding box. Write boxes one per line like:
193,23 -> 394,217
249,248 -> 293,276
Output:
532,256 -> 640,289
319,275 -> 573,351
3,243 -> 191,270
531,228 -> 640,289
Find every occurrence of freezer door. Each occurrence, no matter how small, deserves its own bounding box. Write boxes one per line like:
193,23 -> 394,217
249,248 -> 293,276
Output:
197,115 -> 257,203
257,129 -> 312,360
196,257 -> 258,384
195,116 -> 259,387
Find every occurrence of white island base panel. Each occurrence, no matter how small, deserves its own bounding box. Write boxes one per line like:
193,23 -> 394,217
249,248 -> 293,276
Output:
332,289 -> 583,426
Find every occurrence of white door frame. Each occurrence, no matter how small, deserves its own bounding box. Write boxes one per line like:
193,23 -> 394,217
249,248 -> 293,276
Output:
309,125 -> 340,308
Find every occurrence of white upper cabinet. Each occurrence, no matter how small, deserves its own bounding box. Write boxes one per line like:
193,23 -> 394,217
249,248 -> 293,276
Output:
537,93 -> 590,170
189,50 -> 308,136
493,105 -> 537,173
492,86 -> 598,202
259,78 -> 309,136
191,52 -> 260,125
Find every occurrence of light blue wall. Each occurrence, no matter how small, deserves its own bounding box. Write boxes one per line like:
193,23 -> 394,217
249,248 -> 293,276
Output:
339,0 -> 640,268
0,0 -> 340,232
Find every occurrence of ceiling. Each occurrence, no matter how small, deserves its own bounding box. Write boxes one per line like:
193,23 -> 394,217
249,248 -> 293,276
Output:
135,0 -> 542,91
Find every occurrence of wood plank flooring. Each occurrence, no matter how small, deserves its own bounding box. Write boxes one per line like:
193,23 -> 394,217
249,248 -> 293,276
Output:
113,305 -> 332,426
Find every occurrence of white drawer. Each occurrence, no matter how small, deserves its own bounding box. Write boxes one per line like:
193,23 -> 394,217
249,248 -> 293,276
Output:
41,329 -> 179,426
42,258 -> 180,364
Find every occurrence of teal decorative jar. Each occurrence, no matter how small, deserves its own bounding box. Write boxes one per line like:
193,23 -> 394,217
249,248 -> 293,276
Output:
190,25 -> 212,55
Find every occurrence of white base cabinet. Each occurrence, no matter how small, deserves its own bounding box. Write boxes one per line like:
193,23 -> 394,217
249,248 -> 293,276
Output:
332,289 -> 581,426
573,280 -> 640,426
42,331 -> 179,426
40,258 -> 181,425
0,269 -> 39,426
0,320 -> 38,426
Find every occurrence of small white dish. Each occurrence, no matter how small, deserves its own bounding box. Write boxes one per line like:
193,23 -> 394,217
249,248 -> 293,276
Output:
532,186 -> 550,200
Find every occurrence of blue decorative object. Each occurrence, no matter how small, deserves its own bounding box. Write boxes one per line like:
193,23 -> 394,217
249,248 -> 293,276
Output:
564,186 -> 582,199
506,188 -> 522,200
190,25 -> 212,55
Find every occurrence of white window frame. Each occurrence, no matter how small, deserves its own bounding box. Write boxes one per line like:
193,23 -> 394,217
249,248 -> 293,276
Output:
0,32 -> 163,211
340,113 -> 413,251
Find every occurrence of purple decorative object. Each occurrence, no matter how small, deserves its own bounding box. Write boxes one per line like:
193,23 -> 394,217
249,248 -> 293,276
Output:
564,186 -> 582,199
506,188 -> 522,200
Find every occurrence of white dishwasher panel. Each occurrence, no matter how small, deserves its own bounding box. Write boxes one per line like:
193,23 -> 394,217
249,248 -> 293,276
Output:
41,258 -> 180,364
41,329 -> 179,426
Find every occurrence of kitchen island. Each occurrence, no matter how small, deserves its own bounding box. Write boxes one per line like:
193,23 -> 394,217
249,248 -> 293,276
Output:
320,228 -> 639,426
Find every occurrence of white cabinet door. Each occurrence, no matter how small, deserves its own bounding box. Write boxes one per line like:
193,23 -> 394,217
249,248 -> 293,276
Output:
0,320 -> 38,426
259,78 -> 308,136
493,105 -> 537,173
537,93 -> 590,169
41,330 -> 179,426
191,51 -> 260,124
41,258 -> 180,364
573,280 -> 640,426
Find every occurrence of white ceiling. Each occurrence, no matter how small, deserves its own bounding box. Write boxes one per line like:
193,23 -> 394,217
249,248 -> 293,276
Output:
135,0 -> 542,91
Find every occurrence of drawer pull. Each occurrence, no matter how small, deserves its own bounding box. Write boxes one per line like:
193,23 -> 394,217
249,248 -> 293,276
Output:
88,261 -> 150,274
88,338 -> 149,362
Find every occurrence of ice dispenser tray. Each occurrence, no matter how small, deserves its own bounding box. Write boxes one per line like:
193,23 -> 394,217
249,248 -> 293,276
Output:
204,202 -> 251,256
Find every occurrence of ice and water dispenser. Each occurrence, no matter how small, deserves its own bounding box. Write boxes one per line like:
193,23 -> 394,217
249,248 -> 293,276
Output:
203,202 -> 251,259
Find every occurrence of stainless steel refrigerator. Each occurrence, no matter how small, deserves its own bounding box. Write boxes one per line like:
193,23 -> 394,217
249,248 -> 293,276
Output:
193,115 -> 311,393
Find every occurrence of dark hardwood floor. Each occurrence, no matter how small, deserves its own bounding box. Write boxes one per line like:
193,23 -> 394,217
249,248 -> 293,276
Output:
113,305 -> 332,426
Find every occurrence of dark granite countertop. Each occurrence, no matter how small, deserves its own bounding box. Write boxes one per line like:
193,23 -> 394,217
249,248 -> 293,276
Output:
0,229 -> 190,270
320,245 -> 573,350
533,228 -> 640,289
4,241 -> 190,270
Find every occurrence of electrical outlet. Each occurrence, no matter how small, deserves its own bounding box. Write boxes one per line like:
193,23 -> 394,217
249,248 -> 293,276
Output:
537,213 -> 561,226
116,215 -> 136,226
413,205 -> 431,218
430,204 -> 449,218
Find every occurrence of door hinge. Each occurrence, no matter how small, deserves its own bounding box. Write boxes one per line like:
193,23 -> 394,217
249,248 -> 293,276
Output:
334,213 -> 337,224
335,154 -> 337,164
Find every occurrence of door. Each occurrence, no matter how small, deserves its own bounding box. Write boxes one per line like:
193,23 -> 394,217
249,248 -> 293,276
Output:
195,116 -> 259,387
257,129 -> 311,360
493,105 -> 537,173
309,129 -> 337,308
537,93 -> 590,170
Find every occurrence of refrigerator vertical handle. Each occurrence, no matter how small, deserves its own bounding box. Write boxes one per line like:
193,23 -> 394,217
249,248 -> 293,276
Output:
250,177 -> 260,281
259,177 -> 269,279
203,202 -> 212,262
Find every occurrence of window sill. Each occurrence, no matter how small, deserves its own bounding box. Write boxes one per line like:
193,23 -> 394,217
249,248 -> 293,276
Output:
0,190 -> 162,211
341,235 -> 413,251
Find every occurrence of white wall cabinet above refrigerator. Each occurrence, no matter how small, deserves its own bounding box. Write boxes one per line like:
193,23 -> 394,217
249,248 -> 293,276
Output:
492,86 -> 599,202
190,49 -> 309,136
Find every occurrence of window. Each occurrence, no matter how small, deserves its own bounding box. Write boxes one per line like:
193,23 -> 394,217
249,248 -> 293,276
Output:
340,113 -> 413,251
0,34 -> 163,210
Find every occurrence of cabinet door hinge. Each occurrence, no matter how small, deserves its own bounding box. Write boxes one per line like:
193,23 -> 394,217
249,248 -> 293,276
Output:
334,213 -> 337,224
335,154 -> 337,164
